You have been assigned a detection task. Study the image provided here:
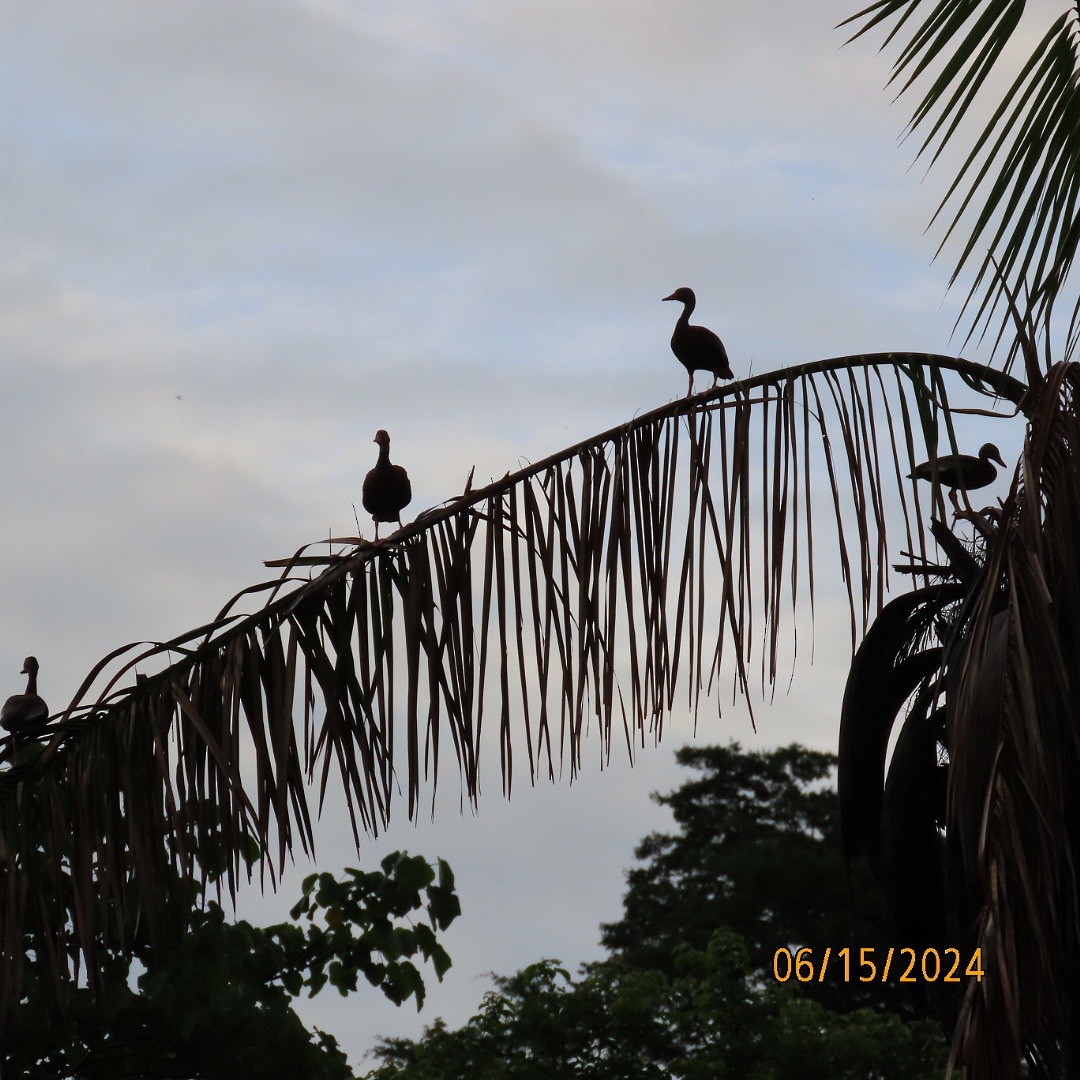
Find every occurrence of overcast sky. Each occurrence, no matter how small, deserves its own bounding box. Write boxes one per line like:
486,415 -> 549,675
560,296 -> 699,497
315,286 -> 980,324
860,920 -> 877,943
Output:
0,0 -> 1037,1069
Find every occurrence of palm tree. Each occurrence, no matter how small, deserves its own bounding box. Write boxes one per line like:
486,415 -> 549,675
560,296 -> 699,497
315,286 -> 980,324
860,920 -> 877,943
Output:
838,2 -> 1080,1074
4,2 -> 1080,1074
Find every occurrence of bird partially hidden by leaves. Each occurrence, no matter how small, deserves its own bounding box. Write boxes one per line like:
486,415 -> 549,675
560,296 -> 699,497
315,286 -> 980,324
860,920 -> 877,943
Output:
909,442 -> 1006,509
362,429 -> 412,540
1,656 -> 49,735
663,287 -> 733,397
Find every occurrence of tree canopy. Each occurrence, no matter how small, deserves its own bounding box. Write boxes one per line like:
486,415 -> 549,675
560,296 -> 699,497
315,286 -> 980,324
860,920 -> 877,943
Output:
364,743 -> 948,1079
6,849 -> 459,1078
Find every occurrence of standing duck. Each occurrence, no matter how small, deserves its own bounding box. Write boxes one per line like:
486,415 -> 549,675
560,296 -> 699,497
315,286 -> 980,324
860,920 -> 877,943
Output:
362,429 -> 412,540
663,287 -> 733,397
910,443 -> 1006,507
1,656 -> 49,734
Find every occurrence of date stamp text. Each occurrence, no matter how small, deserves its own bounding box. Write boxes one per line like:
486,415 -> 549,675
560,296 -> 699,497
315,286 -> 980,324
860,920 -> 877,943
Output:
772,946 -> 984,984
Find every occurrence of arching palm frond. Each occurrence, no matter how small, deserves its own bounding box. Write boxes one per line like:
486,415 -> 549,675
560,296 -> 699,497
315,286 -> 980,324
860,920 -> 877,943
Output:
843,0 -> 1080,348
0,354 -> 1023,1024
838,542 -> 983,1035
838,580 -> 962,871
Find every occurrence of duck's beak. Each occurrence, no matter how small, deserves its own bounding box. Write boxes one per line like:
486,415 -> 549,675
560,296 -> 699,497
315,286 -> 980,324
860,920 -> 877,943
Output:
662,293 -> 677,302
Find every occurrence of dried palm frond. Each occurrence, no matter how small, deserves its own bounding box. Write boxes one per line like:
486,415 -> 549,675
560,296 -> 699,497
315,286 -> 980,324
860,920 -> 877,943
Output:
0,353 -> 1023,1017
946,360 -> 1080,1077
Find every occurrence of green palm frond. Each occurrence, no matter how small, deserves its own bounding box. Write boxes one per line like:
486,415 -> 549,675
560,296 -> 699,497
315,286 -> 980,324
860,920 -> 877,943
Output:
838,580 -> 962,869
878,689 -> 949,951
0,354 -> 1024,1028
843,1 -> 1080,347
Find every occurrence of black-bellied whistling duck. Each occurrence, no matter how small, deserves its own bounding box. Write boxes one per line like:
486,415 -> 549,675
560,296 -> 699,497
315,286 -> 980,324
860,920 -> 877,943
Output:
1,657 -> 49,734
662,287 -> 733,397
362,429 -> 412,540
910,443 -> 1005,508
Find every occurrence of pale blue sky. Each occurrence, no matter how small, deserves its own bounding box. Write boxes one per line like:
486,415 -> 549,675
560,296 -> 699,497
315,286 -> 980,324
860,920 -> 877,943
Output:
0,0 -> 1032,1068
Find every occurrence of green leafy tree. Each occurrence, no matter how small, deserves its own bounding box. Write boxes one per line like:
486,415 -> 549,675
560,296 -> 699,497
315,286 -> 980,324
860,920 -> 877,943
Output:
600,742 -> 922,1015
364,744 -> 947,1079
602,747 -> 859,975
6,851 -> 459,1078
366,936 -> 945,1080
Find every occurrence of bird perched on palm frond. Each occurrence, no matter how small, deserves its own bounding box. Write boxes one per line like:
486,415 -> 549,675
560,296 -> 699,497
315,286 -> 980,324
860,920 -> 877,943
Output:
909,443 -> 1005,508
662,287 -> 733,397
1,656 -> 49,734
363,429 -> 412,540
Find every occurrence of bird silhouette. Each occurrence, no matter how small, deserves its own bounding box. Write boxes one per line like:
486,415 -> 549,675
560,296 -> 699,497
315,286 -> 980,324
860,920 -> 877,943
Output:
1,657 -> 49,735
910,442 -> 1005,508
663,287 -> 733,397
362,430 -> 412,540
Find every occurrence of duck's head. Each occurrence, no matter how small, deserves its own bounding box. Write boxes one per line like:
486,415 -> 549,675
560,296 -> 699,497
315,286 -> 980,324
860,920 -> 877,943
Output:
373,430 -> 391,449
662,287 -> 696,305
20,657 -> 38,677
980,443 -> 1006,468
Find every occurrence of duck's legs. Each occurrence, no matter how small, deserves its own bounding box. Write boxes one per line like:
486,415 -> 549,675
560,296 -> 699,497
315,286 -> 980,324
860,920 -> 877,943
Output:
948,487 -> 972,516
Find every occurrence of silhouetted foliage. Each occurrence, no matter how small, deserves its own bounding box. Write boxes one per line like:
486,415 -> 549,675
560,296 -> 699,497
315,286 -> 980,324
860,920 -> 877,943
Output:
367,935 -> 945,1080
6,850 -> 459,1078
364,743 -> 948,1078
601,742 -> 925,1015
